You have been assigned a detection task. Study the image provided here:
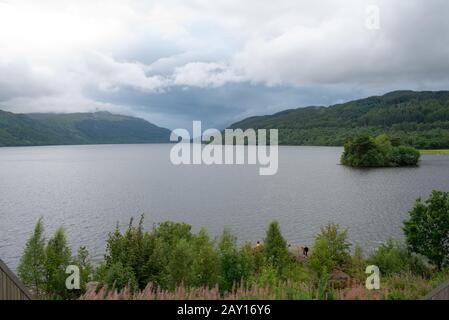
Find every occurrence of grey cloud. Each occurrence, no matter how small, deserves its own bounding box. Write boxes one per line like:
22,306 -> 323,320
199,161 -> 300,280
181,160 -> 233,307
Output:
85,82 -> 380,129
1,0 -> 449,129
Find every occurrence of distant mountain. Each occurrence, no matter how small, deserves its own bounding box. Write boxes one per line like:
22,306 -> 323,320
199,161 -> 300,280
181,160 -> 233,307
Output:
229,90 -> 449,149
0,110 -> 172,146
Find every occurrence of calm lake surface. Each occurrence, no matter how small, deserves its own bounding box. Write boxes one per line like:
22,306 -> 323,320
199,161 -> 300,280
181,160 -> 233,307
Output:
1,144 -> 449,270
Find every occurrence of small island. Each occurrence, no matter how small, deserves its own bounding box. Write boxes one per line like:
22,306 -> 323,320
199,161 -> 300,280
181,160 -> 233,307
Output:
341,134 -> 420,167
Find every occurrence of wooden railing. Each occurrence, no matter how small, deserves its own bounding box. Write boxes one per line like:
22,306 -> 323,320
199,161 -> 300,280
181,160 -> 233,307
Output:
424,280 -> 449,300
0,259 -> 32,300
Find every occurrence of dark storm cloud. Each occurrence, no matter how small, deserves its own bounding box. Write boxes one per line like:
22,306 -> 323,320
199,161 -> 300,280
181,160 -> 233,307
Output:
85,83 -> 377,129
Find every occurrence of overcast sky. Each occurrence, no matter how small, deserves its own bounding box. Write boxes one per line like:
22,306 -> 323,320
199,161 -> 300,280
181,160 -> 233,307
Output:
1,0 -> 449,129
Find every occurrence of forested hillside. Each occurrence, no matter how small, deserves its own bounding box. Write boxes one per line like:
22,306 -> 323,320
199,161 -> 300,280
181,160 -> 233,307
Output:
229,91 -> 449,148
0,110 -> 171,146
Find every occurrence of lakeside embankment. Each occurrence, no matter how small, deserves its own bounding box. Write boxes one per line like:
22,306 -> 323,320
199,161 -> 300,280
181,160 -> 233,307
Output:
420,149 -> 449,155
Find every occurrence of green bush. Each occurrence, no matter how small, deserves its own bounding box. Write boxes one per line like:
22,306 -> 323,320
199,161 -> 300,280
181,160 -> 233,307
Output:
103,262 -> 138,291
367,240 -> 428,276
341,135 -> 385,167
404,190 -> 449,268
391,146 -> 420,166
308,224 -> 351,276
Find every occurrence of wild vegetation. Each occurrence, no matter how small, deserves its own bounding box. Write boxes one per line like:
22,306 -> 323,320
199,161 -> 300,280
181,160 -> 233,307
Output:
341,134 -> 420,167
420,149 -> 449,155
230,90 -> 449,149
19,191 -> 449,300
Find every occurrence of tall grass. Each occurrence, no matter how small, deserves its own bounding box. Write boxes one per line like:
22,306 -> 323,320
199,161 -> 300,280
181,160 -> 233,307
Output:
79,281 -> 318,300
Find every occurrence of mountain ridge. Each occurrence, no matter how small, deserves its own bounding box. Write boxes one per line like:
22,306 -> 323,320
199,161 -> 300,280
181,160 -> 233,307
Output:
0,110 -> 172,147
229,90 -> 449,148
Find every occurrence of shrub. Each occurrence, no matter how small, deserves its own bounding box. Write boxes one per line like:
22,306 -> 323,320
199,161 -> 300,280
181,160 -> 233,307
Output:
391,146 -> 420,166
367,240 -> 428,276
341,135 -> 385,167
383,273 -> 432,300
308,224 -> 351,276
103,262 -> 138,291
348,244 -> 366,281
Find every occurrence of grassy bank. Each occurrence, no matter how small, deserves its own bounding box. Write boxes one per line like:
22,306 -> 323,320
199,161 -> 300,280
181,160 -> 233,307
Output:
420,149 -> 449,155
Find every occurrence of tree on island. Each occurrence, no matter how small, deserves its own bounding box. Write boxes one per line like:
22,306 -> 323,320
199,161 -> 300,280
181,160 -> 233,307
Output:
341,134 -> 420,167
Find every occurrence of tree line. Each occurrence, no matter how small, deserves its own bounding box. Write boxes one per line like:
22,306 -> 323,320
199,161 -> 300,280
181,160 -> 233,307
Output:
229,91 -> 449,149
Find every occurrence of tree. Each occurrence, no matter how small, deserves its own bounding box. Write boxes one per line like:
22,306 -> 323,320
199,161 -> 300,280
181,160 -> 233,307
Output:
238,242 -> 256,285
218,229 -> 241,292
18,217 -> 46,296
403,191 -> 449,269
341,134 -> 420,167
263,220 -> 288,268
309,224 -> 351,276
390,146 -> 420,166
167,239 -> 195,288
45,227 -> 72,299
73,246 -> 93,292
341,135 -> 385,167
374,134 -> 393,165
192,228 -> 220,288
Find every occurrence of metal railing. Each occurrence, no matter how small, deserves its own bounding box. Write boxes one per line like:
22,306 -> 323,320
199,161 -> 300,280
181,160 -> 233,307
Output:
424,280 -> 449,300
0,259 -> 32,300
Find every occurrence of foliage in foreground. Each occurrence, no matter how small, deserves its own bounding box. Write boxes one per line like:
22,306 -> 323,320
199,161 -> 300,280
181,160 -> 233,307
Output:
403,190 -> 449,269
19,191 -> 449,300
18,221 -> 92,299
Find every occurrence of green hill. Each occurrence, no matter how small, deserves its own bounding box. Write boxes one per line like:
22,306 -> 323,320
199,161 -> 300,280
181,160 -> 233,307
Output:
0,110 -> 171,147
229,90 -> 449,148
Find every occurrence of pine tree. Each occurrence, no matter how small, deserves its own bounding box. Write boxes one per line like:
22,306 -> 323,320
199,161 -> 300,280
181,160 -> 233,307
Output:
45,227 -> 72,299
18,217 -> 46,296
263,220 -> 288,267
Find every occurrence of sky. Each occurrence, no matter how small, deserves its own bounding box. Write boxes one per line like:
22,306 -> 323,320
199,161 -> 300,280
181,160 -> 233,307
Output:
1,0 -> 449,129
